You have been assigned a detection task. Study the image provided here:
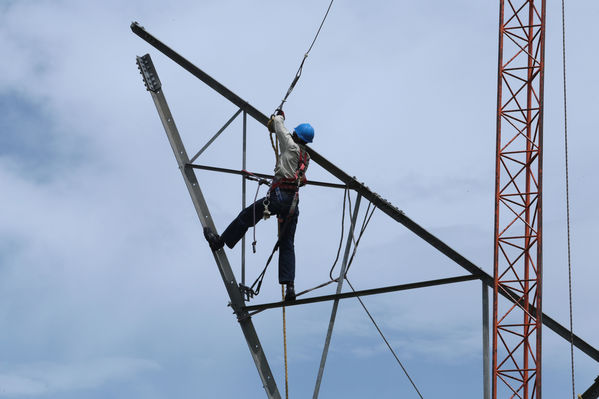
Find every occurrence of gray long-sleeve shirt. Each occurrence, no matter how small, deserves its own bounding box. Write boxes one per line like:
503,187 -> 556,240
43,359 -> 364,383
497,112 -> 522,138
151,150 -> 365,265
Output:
272,115 -> 310,181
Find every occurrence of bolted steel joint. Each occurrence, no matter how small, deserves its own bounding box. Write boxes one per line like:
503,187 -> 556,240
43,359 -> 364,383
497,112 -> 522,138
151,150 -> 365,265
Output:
136,53 -> 162,92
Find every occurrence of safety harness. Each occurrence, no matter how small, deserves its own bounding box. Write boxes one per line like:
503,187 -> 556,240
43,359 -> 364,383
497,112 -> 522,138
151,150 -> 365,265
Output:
269,148 -> 310,192
239,146 -> 310,301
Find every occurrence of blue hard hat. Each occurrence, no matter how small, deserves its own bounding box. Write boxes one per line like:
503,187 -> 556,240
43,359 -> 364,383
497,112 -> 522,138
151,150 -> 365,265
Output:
294,123 -> 314,144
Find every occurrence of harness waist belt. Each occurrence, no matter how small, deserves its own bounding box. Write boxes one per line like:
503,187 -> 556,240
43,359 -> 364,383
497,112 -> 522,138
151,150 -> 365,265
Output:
270,178 -> 300,193
277,184 -> 299,192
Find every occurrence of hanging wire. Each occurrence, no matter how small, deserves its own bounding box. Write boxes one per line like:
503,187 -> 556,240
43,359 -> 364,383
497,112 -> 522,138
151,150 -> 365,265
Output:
331,204 -> 421,397
345,278 -> 425,399
346,190 -> 358,247
560,0 -> 576,397
343,203 -> 376,277
251,181 -> 264,253
329,191 -> 375,280
329,191 -> 376,279
329,188 -> 349,280
276,0 -> 335,111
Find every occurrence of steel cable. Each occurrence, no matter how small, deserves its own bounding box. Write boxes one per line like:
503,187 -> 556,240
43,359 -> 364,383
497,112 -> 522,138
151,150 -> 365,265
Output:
345,278 -> 424,399
336,205 -> 422,397
561,0 -> 576,397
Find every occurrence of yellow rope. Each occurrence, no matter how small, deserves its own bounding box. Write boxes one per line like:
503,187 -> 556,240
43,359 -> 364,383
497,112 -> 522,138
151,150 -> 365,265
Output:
271,119 -> 285,397
282,284 -> 289,399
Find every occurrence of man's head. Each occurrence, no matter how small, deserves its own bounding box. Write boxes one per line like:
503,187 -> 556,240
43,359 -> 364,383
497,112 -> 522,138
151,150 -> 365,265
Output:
293,123 -> 314,144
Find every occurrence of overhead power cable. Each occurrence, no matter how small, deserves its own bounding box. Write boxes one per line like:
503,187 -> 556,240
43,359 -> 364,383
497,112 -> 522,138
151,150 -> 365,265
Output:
276,0 -> 335,111
560,0 -> 576,397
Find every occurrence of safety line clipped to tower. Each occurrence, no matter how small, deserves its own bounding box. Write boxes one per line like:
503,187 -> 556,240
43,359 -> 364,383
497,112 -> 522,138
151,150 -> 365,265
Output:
268,0 -> 335,173
275,0 -> 335,113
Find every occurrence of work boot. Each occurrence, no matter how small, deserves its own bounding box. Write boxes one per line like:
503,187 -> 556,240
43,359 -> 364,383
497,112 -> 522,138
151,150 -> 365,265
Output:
284,283 -> 296,301
203,227 -> 224,251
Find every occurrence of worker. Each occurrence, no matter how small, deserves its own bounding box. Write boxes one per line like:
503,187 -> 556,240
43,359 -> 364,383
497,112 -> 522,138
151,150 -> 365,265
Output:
203,110 -> 314,301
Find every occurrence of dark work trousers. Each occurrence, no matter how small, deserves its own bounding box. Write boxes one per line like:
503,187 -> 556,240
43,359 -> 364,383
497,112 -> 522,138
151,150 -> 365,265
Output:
221,187 -> 299,284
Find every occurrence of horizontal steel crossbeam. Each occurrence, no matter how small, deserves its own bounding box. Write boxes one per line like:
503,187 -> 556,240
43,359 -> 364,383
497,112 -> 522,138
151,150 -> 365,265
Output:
242,275 -> 480,313
188,163 -> 346,189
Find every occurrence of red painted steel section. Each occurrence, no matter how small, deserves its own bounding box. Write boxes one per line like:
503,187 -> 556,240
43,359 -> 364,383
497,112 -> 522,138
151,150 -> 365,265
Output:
493,1 -> 546,398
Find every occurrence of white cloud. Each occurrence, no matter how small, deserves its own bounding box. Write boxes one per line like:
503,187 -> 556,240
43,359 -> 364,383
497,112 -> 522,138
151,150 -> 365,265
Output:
0,0 -> 597,398
0,357 -> 159,396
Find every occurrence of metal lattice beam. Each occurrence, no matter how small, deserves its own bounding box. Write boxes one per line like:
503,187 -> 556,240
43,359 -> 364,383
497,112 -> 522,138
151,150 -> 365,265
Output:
493,1 -> 546,398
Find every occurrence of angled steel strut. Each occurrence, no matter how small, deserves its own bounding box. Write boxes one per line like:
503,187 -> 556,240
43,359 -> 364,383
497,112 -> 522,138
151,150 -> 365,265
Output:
131,21 -> 599,365
136,54 -> 281,399
579,375 -> 599,399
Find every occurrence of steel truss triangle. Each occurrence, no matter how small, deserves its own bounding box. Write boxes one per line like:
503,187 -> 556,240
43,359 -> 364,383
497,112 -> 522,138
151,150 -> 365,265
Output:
136,53 -> 280,398
132,22 -> 599,397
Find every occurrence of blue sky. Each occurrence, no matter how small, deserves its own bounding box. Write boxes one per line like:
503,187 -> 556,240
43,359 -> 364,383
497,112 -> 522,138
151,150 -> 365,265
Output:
1,1 -> 598,398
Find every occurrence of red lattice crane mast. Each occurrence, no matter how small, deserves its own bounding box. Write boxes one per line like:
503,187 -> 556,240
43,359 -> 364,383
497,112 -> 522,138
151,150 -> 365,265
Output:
493,0 -> 546,398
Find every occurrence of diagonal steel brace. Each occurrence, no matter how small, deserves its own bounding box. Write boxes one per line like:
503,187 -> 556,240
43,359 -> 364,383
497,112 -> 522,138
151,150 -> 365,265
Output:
136,53 -> 281,399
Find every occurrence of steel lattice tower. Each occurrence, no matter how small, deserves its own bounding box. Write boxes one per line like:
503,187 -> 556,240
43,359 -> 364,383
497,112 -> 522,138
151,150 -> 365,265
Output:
132,13 -> 599,397
493,0 -> 546,398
